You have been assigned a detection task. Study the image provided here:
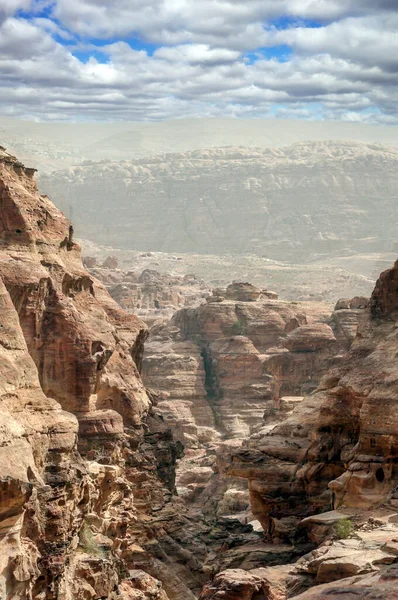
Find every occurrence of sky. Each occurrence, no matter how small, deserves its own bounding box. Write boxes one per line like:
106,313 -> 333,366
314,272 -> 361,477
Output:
0,0 -> 397,123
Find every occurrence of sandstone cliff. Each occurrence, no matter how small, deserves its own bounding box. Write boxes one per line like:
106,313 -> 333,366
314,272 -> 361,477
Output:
140,282 -> 366,542
144,284 -> 362,448
227,263 -> 398,537
0,147 -> 205,599
87,263 -> 209,328
3,145 -> 398,600
197,259 -> 398,598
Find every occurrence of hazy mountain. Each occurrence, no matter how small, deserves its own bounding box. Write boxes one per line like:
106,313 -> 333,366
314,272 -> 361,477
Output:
40,141 -> 398,262
2,116 -> 398,172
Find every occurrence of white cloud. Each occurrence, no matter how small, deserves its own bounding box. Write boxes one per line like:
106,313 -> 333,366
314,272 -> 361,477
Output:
154,44 -> 241,65
51,0 -> 398,46
264,14 -> 398,72
0,1 -> 397,123
0,0 -> 31,23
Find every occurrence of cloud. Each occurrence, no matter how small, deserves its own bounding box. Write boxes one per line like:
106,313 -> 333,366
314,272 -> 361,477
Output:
0,1 -> 397,123
0,0 -> 31,24
264,13 -> 398,72
51,0 -> 398,44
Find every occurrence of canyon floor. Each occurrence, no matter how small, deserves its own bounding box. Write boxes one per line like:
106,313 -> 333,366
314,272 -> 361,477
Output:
80,240 -> 391,303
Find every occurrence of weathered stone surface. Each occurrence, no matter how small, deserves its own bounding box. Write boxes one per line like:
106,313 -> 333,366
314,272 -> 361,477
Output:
5,144 -> 397,600
226,258 -> 398,548
292,565 -> 398,600
0,273 -> 78,599
0,148 -> 208,600
225,283 -> 261,303
90,266 -> 209,328
198,565 -> 307,600
283,324 -> 336,353
155,295 -> 348,446
141,287 -> 360,545
142,324 -> 218,448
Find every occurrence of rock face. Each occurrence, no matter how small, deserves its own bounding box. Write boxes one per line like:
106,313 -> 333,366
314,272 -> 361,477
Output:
40,142 -> 398,262
145,294 -> 359,446
0,148 -> 208,600
142,325 -> 218,447
0,275 -> 78,599
142,289 -> 364,539
5,145 -> 398,600
201,259 -> 398,599
226,259 -> 398,543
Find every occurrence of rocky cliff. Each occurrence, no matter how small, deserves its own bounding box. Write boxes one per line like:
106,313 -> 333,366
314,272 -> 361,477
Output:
0,147 -> 210,600
198,259 -> 398,598
140,282 -> 366,542
86,261 -> 209,328
227,263 -> 398,537
143,283 -> 363,448
3,145 -> 398,600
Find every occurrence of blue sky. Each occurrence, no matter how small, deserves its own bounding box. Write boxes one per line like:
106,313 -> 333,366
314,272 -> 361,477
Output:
0,0 -> 397,122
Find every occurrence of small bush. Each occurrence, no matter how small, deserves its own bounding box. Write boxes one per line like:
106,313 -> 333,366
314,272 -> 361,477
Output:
79,522 -> 104,557
231,320 -> 246,335
334,518 -> 353,539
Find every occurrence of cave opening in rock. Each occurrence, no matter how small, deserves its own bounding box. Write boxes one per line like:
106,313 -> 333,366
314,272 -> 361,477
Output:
376,468 -> 385,483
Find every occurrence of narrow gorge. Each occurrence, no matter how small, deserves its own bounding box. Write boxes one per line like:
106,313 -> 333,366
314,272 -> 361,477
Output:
1,147 -> 398,600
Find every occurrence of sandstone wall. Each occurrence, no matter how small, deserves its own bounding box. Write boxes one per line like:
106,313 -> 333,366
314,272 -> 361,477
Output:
227,262 -> 398,541
0,148 -> 207,600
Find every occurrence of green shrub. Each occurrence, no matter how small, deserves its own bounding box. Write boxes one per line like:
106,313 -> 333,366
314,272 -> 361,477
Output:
334,518 -> 353,539
231,320 -> 246,335
79,522 -> 104,556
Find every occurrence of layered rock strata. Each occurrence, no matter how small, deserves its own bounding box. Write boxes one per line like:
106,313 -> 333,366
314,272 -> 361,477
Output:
227,262 -> 398,539
40,142 -> 398,262
196,258 -> 398,598
144,284 -> 363,446
142,283 -> 365,542
0,147 -> 210,600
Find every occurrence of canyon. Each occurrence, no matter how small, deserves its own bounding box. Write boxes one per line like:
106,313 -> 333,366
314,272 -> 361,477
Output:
2,146 -> 398,600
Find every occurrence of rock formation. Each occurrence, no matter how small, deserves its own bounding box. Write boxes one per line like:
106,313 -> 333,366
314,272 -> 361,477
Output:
88,264 -> 209,327
227,261 -> 398,539
141,283 -> 365,545
196,258 -> 398,598
0,147 -> 210,599
3,144 -> 398,600
144,289 -> 361,447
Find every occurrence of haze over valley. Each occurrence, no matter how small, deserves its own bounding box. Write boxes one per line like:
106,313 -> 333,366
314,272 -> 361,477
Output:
1,117 -> 395,300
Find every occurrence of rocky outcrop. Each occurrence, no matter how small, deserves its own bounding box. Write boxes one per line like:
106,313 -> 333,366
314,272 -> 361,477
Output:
142,325 -> 218,447
4,145 -> 396,600
226,259 -> 398,544
200,507 -> 398,599
0,148 -> 211,600
147,295 -> 357,446
225,283 -> 262,303
142,290 -> 364,544
0,274 -> 78,599
197,258 -> 398,599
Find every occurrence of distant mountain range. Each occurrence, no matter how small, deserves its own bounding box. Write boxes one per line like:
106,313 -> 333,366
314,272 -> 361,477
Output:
1,115 -> 398,171
39,141 -> 398,263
